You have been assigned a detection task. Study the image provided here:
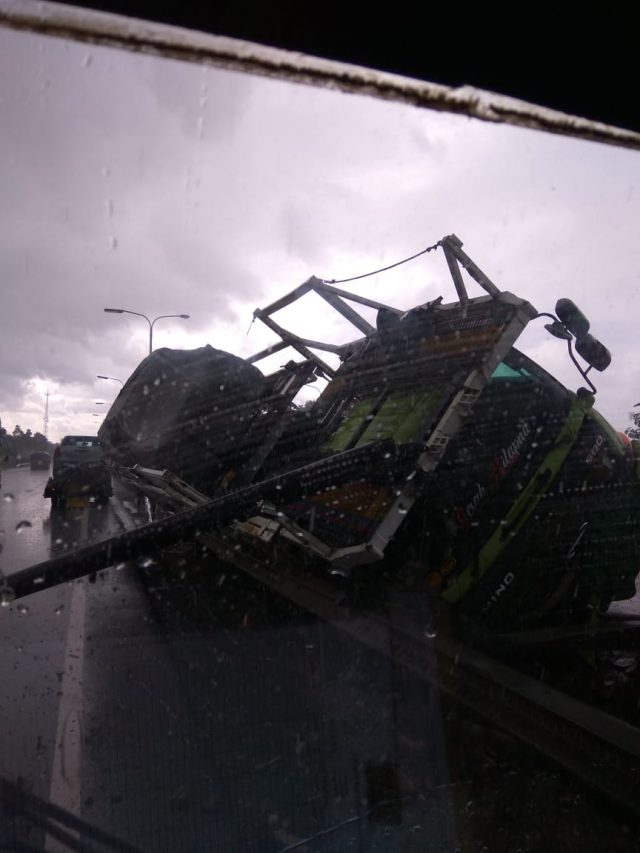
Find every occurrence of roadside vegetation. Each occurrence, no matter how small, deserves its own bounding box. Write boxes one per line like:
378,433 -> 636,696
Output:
0,423 -> 55,466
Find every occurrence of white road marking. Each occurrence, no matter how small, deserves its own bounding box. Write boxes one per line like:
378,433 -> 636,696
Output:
43,498 -> 138,847
45,511 -> 89,850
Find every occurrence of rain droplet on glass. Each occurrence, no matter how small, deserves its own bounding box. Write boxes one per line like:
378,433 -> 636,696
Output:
0,586 -> 15,607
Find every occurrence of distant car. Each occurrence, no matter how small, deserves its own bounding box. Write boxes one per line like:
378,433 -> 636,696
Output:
30,451 -> 51,471
44,435 -> 113,507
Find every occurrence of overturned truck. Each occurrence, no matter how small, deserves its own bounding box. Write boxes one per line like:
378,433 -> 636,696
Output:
92,234 -> 640,632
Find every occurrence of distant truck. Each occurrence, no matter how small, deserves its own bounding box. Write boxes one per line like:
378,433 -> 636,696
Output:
44,436 -> 113,508
30,451 -> 51,471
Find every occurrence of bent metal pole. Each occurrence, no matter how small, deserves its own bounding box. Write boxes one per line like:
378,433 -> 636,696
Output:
4,441 -> 397,600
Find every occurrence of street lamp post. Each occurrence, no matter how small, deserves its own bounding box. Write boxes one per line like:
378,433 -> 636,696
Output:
104,309 -> 190,355
97,375 -> 124,387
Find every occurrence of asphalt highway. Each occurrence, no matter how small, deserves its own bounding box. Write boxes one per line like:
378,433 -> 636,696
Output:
1,465 -> 638,852
0,467 -> 459,852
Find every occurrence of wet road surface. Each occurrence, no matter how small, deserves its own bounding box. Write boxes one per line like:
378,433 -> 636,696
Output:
0,468 -> 460,851
1,466 -> 639,851
0,466 -> 122,848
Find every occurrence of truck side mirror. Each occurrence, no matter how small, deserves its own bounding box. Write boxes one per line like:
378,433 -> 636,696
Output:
555,298 -> 590,339
574,333 -> 611,371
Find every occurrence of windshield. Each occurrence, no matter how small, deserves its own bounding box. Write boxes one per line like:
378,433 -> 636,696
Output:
1,3 -> 640,851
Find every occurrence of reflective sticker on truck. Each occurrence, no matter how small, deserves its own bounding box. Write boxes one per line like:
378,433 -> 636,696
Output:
454,421 -> 532,531
585,434 -> 604,465
481,571 -> 516,615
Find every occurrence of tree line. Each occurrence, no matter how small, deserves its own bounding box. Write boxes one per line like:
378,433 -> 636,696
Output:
0,423 -> 55,466
626,405 -> 640,440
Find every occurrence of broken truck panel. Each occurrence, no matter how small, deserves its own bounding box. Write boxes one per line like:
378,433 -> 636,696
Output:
11,235 -> 640,632
260,292 -> 538,571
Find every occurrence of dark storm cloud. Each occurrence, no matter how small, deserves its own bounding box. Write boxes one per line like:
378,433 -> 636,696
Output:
144,52 -> 251,145
0,26 -> 261,407
1,19 -> 639,440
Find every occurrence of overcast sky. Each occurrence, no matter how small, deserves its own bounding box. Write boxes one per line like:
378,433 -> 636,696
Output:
1,22 -> 640,441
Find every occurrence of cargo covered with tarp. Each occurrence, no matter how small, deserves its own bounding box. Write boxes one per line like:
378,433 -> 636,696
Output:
99,345 -> 268,492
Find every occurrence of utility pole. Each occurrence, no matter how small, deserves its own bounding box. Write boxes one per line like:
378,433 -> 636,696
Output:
43,391 -> 49,439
